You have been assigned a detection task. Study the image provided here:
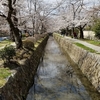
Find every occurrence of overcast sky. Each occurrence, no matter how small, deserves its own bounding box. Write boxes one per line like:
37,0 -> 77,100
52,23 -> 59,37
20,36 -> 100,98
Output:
44,0 -> 99,5
85,0 -> 100,6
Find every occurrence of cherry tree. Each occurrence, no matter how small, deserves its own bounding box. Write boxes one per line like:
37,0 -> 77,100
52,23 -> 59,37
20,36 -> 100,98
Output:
51,0 -> 94,39
24,0 -> 66,35
0,0 -> 23,49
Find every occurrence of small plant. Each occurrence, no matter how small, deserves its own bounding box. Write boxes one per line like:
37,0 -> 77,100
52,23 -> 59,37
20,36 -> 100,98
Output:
0,45 -> 16,63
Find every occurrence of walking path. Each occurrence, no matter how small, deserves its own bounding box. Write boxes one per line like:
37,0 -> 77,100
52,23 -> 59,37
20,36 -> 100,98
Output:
65,36 -> 100,53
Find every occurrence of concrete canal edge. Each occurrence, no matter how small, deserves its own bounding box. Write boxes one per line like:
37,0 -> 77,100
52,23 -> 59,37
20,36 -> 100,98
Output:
53,33 -> 100,93
0,35 -> 49,100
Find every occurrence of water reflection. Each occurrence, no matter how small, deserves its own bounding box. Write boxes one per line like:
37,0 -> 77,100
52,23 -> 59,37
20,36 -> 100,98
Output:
26,37 -> 92,100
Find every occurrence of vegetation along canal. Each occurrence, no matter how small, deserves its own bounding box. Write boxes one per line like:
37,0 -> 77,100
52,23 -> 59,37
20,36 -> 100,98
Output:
26,36 -> 100,100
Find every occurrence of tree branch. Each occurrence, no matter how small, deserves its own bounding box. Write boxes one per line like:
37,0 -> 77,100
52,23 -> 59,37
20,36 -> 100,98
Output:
2,3 -> 8,7
7,0 -> 14,19
13,0 -> 17,5
82,23 -> 87,29
0,11 -> 7,18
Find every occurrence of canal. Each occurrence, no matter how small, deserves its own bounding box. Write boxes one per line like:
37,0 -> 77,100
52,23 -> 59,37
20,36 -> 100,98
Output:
26,37 -> 100,100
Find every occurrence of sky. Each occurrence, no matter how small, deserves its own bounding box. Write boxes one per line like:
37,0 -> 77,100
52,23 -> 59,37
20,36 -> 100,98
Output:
44,0 -> 62,4
84,0 -> 100,6
44,0 -> 99,5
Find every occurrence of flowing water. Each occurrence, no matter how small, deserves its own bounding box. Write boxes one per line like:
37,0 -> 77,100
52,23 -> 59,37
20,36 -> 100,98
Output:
26,37 -> 100,100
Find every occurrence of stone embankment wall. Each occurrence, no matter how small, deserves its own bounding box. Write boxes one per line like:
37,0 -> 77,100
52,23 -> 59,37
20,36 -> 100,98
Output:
53,33 -> 100,93
0,35 -> 49,100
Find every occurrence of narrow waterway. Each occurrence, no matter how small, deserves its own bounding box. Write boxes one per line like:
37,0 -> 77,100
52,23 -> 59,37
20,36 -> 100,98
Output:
26,37 -> 100,100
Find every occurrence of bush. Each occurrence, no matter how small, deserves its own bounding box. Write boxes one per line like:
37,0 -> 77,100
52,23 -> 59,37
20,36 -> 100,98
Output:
23,40 -> 34,50
0,45 -> 16,63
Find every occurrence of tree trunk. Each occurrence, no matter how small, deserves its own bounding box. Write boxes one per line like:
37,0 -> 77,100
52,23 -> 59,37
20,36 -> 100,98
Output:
7,0 -> 22,49
72,27 -> 75,37
79,25 -> 84,39
7,17 -> 22,49
10,29 -> 15,42
13,28 -> 22,49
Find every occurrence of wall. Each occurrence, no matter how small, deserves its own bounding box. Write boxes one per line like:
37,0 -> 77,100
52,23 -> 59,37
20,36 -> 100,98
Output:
83,31 -> 95,40
0,35 -> 49,100
53,33 -> 100,93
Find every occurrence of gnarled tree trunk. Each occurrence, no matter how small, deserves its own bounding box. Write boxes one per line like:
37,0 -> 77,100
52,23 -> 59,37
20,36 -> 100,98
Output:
7,0 -> 22,49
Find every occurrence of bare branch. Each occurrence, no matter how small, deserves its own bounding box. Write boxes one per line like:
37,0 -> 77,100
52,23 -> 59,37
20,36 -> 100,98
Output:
13,0 -> 17,5
0,11 -> 7,18
2,3 -> 8,7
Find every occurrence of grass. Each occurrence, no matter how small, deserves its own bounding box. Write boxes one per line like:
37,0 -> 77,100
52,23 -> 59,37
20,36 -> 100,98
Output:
86,40 -> 100,46
0,40 -> 13,87
81,39 -> 100,47
0,68 -> 11,87
0,40 -> 12,47
75,42 -> 96,53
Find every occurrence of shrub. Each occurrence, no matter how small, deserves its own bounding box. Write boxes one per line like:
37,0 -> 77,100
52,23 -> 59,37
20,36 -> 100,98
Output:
25,37 -> 36,43
0,45 -> 16,63
23,40 -> 34,50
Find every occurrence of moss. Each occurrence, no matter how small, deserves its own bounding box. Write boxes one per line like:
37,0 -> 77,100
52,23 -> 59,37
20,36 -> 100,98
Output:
34,37 -> 45,48
0,68 -> 11,87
